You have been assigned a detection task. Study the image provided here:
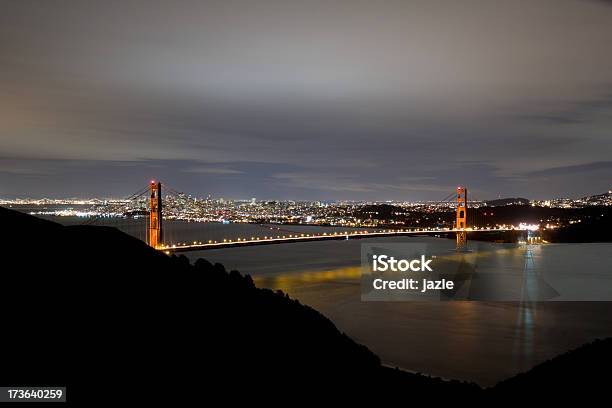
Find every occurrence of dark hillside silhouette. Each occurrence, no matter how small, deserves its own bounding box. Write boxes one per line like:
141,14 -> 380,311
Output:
488,338 -> 612,401
482,197 -> 530,206
542,215 -> 612,242
0,206 -> 477,403
1,206 -> 611,404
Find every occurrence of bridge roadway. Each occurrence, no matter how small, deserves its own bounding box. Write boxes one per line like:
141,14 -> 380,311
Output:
160,227 -> 520,253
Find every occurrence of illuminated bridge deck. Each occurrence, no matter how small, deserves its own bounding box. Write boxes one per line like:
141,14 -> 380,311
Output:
160,227 -> 523,253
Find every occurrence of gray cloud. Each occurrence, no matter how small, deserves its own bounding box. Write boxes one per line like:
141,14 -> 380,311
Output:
184,166 -> 244,175
2,0 -> 612,200
527,161 -> 612,177
516,115 -> 586,125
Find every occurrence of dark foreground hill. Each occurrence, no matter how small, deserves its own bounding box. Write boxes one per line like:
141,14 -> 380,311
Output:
489,338 -> 612,399
0,207 -> 477,403
1,206 -> 611,404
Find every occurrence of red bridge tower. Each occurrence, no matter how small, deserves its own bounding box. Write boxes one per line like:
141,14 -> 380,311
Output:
149,181 -> 162,249
456,186 -> 467,250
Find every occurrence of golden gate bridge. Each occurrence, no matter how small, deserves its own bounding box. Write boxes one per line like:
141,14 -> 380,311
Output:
91,180 -> 532,253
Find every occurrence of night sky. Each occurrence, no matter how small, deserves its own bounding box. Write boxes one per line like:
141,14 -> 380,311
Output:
2,0 -> 612,200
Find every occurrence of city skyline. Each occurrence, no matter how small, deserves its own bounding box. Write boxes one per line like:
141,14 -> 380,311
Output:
2,1 -> 612,200
2,185 -> 612,203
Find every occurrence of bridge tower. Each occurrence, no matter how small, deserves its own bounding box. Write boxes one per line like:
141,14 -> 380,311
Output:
456,186 -> 467,251
149,181 -> 162,249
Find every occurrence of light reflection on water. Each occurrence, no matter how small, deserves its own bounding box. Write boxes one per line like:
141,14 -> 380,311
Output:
40,217 -> 612,386
182,233 -> 612,386
513,300 -> 536,373
254,266 -> 362,293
